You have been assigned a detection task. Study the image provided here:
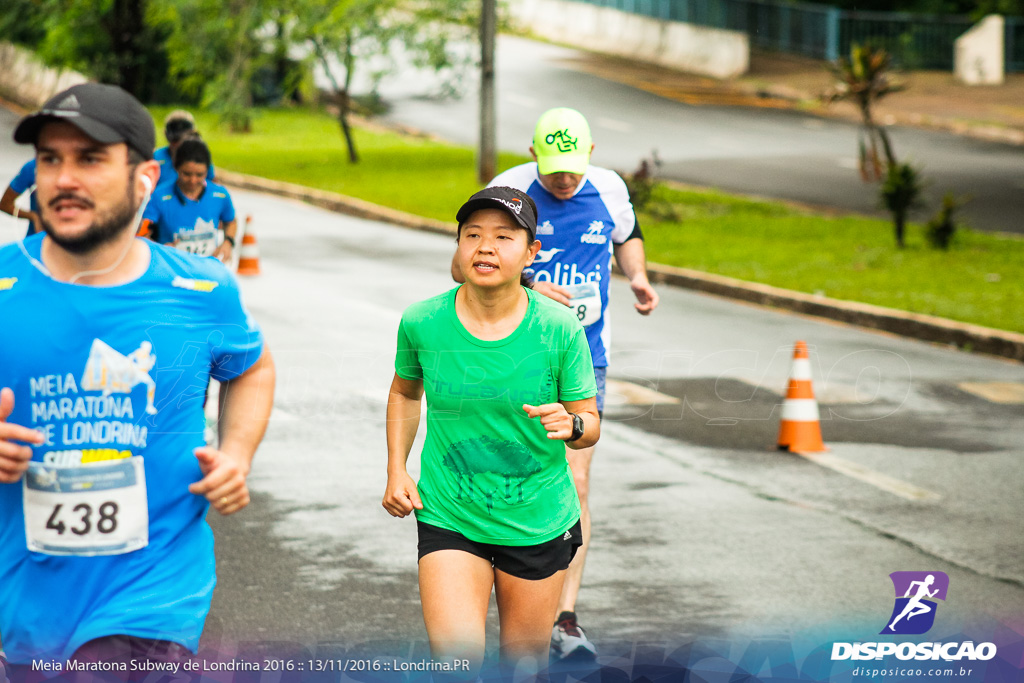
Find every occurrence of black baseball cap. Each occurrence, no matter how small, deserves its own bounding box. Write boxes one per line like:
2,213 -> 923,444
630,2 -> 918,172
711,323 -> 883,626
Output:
14,83 -> 156,160
456,186 -> 539,239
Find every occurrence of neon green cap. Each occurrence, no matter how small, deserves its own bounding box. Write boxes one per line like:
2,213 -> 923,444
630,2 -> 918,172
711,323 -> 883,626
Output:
532,108 -> 592,175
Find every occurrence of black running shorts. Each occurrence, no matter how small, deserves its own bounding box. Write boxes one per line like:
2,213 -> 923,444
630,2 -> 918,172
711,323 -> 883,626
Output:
417,519 -> 583,580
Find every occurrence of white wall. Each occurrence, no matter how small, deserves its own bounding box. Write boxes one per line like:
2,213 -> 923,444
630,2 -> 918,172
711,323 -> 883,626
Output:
506,0 -> 750,79
0,42 -> 88,109
955,15 -> 1005,85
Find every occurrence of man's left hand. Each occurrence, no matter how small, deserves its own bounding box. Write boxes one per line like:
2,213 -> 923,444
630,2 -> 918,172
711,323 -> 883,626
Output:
189,446 -> 251,515
631,277 -> 659,315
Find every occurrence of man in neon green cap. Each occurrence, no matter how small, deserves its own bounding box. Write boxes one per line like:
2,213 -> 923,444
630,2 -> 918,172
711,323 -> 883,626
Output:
453,106 -> 659,660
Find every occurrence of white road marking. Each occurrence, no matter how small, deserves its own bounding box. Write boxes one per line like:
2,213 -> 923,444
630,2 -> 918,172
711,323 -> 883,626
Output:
606,379 -> 681,406
957,381 -> 1024,404
794,450 -> 941,502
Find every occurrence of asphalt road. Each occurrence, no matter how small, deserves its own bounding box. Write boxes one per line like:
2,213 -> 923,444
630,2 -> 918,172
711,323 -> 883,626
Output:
2,109 -> 1024,679
197,190 -> 1024,675
376,35 -> 1024,235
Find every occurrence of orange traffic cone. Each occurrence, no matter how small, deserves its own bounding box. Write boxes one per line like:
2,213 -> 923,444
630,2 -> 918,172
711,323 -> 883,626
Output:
236,216 -> 261,276
777,340 -> 827,453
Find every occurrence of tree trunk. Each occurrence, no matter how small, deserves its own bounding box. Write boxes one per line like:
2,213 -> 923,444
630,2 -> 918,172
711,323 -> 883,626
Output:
340,32 -> 359,164
314,39 -> 359,163
338,93 -> 358,164
895,212 -> 906,248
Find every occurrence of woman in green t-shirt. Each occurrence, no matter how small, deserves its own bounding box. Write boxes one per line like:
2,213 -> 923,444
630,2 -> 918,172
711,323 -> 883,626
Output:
383,186 -> 601,678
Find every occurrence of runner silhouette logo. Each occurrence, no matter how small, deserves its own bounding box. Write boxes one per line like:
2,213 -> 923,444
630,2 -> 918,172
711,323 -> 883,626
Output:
881,571 -> 949,635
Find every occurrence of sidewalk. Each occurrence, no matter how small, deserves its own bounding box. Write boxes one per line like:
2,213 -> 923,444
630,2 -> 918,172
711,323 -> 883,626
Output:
564,48 -> 1024,146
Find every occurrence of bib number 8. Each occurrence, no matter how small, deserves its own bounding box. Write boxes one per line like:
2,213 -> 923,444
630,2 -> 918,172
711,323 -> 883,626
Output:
45,502 -> 120,536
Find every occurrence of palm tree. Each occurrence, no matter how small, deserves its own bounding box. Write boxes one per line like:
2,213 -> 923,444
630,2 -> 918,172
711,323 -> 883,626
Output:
880,162 -> 923,249
825,44 -> 906,182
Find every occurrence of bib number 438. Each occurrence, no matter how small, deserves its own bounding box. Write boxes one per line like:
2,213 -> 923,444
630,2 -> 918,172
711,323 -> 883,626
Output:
24,458 -> 148,556
46,501 -> 120,536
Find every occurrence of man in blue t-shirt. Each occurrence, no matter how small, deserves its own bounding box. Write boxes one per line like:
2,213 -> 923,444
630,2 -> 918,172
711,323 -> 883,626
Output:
154,110 -> 215,191
0,84 -> 275,669
452,107 -> 659,661
143,138 -> 237,263
0,159 -> 41,236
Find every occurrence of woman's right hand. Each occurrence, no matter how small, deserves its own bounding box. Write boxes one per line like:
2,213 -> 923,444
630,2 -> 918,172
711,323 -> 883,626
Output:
382,469 -> 423,518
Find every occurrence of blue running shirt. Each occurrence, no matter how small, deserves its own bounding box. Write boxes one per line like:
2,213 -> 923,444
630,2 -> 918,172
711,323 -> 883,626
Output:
143,182 -> 236,256
8,159 -> 39,237
0,234 -> 264,663
154,146 -> 215,191
488,163 -> 635,368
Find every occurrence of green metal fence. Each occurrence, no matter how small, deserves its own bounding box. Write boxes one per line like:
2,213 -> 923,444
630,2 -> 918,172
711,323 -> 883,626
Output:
1009,17 -> 1024,72
565,0 -> 1022,72
723,1 -> 840,60
839,10 -> 972,70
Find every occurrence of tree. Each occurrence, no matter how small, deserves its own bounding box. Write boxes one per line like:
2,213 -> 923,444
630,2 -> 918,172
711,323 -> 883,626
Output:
151,0 -> 276,130
0,0 -> 48,49
290,0 -> 474,163
825,43 -> 906,182
880,162 -> 924,249
12,0 -> 177,102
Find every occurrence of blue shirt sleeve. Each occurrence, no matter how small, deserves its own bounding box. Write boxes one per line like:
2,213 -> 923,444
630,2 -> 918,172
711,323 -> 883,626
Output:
9,160 -> 36,194
209,270 -> 265,381
220,189 -> 236,224
143,198 -> 163,241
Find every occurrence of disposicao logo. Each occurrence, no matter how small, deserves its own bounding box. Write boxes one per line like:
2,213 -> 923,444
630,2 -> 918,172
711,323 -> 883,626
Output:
831,571 -> 997,663
882,571 -> 949,635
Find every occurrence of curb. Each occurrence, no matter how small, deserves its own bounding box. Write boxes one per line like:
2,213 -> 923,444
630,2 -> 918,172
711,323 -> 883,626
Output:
218,169 -> 1024,364
216,170 -> 456,238
635,264 -> 1024,362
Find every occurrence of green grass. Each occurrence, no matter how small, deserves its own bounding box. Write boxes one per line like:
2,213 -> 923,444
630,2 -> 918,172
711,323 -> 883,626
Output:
150,106 -> 529,222
150,105 -> 1024,334
641,184 -> 1024,333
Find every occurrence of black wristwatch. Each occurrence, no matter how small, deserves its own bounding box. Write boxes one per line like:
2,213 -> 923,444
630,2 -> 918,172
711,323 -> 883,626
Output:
566,413 -> 585,442
224,235 -> 236,247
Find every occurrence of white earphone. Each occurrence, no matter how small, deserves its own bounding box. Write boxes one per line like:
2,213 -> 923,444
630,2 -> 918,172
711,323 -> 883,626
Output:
141,174 -> 153,196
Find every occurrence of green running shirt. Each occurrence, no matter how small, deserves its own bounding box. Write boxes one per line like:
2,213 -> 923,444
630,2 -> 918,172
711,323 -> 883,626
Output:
395,286 -> 596,545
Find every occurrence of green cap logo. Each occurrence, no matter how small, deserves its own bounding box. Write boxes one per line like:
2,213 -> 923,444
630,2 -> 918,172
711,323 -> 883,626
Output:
533,108 -> 592,175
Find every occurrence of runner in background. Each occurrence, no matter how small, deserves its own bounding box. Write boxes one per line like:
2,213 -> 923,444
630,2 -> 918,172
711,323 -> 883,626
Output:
154,110 -> 215,190
142,137 -> 237,263
452,107 -> 660,661
0,159 -> 41,236
0,83 -> 274,672
385,187 -> 600,679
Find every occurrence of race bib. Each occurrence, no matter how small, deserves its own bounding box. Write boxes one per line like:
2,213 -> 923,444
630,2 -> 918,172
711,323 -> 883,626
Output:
23,457 -> 149,556
175,231 -> 218,256
564,282 -> 602,327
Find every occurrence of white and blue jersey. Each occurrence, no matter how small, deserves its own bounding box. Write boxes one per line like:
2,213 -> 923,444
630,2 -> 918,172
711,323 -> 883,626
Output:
8,159 -> 38,237
154,146 -> 215,191
144,181 -> 235,257
489,163 -> 635,368
0,234 -> 263,663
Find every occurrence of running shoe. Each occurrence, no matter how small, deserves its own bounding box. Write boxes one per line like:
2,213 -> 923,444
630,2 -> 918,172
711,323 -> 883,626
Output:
550,611 -> 597,660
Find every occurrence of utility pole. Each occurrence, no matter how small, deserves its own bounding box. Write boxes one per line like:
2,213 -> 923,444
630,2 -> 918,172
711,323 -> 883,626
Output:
478,0 -> 497,184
